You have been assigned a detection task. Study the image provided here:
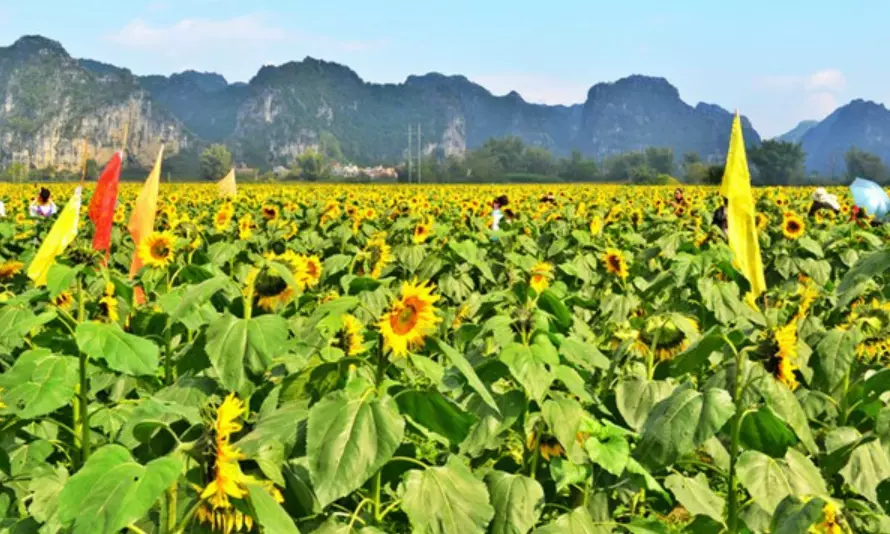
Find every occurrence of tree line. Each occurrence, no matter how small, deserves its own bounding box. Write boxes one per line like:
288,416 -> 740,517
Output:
3,137 -> 890,185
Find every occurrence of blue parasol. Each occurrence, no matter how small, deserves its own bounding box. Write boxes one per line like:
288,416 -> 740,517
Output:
849,177 -> 890,219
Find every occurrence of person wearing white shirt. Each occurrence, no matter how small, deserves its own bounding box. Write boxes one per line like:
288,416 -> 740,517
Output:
29,188 -> 58,218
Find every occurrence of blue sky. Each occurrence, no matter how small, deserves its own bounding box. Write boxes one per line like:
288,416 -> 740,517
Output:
2,0 -> 888,137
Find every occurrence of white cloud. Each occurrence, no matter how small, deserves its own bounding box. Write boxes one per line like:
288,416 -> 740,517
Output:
103,14 -> 385,81
107,14 -> 290,49
807,69 -> 846,92
471,73 -> 589,106
807,92 -> 839,117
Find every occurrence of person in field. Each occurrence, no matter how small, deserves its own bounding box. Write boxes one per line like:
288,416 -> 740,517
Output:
712,196 -> 728,235
808,188 -> 840,217
29,188 -> 58,218
491,195 -> 509,231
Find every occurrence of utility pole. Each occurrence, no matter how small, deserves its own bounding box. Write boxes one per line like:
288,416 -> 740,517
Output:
417,123 -> 422,184
407,125 -> 412,182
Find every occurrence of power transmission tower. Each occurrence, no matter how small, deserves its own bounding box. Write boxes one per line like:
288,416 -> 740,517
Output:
407,125 -> 412,182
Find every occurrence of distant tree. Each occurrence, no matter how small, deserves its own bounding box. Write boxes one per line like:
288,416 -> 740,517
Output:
465,151 -> 504,181
200,144 -> 233,181
558,151 -> 599,181
604,152 -> 646,182
845,148 -> 890,184
683,152 -> 702,166
684,162 -> 709,184
706,164 -> 725,185
481,137 -> 526,171
524,147 -> 554,175
3,162 -> 28,183
296,150 -> 327,182
748,140 -> 805,185
628,165 -> 656,184
644,147 -> 674,175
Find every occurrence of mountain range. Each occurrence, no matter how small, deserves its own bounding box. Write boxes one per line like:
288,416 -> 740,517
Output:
0,34 -> 887,177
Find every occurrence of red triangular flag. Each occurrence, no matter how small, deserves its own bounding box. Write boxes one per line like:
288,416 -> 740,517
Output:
89,151 -> 122,255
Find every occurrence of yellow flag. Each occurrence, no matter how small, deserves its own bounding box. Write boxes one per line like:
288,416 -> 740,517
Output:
218,168 -> 237,198
128,146 -> 164,278
720,112 -> 766,298
27,187 -> 83,286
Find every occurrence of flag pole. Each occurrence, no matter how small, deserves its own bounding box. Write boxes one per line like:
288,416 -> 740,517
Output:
79,139 -> 89,187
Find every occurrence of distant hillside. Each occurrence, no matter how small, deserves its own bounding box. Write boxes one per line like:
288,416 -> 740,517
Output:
1,34 -> 765,172
0,36 -> 191,170
776,120 -> 818,143
578,76 -> 761,161
800,100 -> 890,176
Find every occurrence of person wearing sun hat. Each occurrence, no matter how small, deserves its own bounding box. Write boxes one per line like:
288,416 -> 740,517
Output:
809,187 -> 840,217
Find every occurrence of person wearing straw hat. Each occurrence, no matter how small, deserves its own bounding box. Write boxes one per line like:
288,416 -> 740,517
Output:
809,187 -> 840,217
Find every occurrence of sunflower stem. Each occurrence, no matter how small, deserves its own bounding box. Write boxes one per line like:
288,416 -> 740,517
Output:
75,277 -> 90,466
244,269 -> 255,321
372,471 -> 382,522
164,322 -> 174,386
165,483 -> 177,534
724,334 -> 743,534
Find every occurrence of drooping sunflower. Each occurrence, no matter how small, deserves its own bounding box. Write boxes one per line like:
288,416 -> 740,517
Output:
365,234 -> 392,279
197,394 -> 283,533
378,280 -> 441,357
413,222 -> 431,244
0,260 -> 23,280
816,501 -> 843,534
638,315 -> 700,361
782,214 -> 805,240
770,320 -> 799,390
250,266 -> 292,312
238,214 -> 254,240
340,314 -> 366,356
138,231 -> 176,269
54,291 -> 74,311
529,262 -> 553,294
755,212 -> 769,232
603,248 -> 629,280
589,216 -> 603,236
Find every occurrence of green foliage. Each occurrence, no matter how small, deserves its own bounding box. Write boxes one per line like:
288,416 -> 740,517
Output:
199,143 -> 233,181
296,150 -> 328,181
845,147 -> 890,184
749,140 -> 806,185
2,162 -> 29,183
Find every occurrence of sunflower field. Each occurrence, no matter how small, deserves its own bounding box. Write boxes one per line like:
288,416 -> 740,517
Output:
0,182 -> 888,534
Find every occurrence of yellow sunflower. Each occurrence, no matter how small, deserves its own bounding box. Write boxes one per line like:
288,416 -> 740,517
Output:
589,216 -> 603,236
0,260 -> 23,280
297,255 -> 323,289
54,291 -> 74,311
138,231 -> 175,269
603,248 -> 629,280
198,394 -> 283,533
378,280 -> 441,357
782,214 -> 805,240
529,262 -> 553,294
214,205 -> 233,232
772,320 -> 799,390
413,222 -> 431,244
365,235 -> 392,279
238,214 -> 254,240
817,501 -> 842,534
341,314 -> 366,356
